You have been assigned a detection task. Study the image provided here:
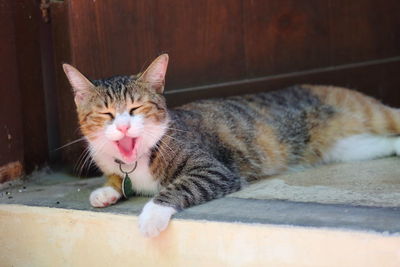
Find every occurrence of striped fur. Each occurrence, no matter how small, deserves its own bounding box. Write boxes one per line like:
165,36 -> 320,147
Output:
149,85 -> 400,210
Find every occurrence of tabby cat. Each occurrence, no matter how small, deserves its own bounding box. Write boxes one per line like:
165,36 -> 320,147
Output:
63,54 -> 400,237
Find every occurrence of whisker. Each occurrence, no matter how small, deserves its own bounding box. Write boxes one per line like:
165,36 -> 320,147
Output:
138,129 -> 174,163
145,128 -> 185,146
74,147 -> 91,176
74,146 -> 90,170
81,140 -> 108,177
55,132 -> 98,151
152,142 -> 168,165
55,137 -> 87,151
143,130 -> 176,155
161,133 -> 185,144
80,149 -> 94,177
164,127 -> 191,133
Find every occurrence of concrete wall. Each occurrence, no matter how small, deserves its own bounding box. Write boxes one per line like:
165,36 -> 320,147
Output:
1,204 -> 399,267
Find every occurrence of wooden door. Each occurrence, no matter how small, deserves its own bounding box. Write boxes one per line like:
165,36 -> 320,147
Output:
0,0 -> 49,181
49,0 -> 400,171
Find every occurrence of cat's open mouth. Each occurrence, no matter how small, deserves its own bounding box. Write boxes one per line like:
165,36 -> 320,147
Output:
116,136 -> 137,160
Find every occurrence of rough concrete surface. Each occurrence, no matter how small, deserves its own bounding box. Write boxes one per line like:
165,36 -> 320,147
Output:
231,157 -> 400,207
1,157 -> 400,233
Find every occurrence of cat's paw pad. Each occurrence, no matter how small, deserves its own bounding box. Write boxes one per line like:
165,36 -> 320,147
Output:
89,186 -> 121,208
139,200 -> 177,238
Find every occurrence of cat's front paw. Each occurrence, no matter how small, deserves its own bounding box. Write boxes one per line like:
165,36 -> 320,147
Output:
89,186 -> 122,208
139,199 -> 177,238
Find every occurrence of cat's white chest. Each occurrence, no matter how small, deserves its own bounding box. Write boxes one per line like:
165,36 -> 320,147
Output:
97,153 -> 160,196
127,157 -> 160,195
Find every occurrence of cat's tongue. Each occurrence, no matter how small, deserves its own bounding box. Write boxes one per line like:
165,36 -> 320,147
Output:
116,136 -> 136,159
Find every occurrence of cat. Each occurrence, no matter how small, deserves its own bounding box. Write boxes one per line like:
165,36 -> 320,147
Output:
63,54 -> 400,237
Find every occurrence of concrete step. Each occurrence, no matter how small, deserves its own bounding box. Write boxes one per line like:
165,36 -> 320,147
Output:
1,157 -> 400,267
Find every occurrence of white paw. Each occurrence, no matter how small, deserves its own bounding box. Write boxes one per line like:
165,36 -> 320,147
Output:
89,186 -> 122,208
139,199 -> 177,238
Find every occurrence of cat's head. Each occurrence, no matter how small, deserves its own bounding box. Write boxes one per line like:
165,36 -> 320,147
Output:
63,54 -> 169,165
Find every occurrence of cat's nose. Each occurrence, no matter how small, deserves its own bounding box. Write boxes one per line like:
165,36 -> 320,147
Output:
117,124 -> 130,134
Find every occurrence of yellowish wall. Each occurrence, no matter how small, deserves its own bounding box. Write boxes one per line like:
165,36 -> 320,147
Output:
1,204 -> 399,267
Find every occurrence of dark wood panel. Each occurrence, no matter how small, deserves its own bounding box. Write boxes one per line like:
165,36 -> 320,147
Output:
67,0 -> 246,89
165,59 -> 400,108
14,0 -> 48,172
151,0 -> 246,88
60,0 -> 400,89
40,15 -> 60,163
0,0 -> 24,178
330,0 -> 400,65
50,2 -> 79,167
243,0 -> 400,77
243,0 -> 330,77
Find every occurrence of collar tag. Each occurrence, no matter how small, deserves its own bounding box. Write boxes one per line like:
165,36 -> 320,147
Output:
115,159 -> 138,199
122,173 -> 135,198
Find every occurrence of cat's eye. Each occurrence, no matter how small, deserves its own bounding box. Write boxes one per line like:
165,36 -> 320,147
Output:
101,112 -> 114,119
129,106 -> 142,115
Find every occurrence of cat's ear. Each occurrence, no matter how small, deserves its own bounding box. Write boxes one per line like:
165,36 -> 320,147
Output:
62,63 -> 95,106
138,54 -> 169,94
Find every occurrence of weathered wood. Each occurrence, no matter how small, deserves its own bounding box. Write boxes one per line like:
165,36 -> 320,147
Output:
50,0 -> 400,172
166,59 -> 400,107
14,0 -> 48,172
0,0 -> 24,177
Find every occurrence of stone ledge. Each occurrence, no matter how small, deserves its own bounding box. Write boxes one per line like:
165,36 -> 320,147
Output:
1,157 -> 400,266
1,204 -> 399,267
1,158 -> 400,233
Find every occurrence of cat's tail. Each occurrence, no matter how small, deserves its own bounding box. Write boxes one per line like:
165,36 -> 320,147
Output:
363,105 -> 400,135
303,84 -> 400,135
